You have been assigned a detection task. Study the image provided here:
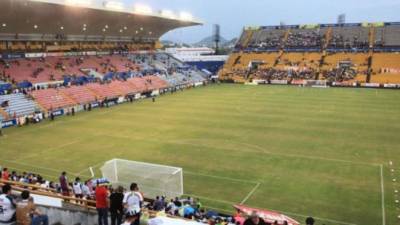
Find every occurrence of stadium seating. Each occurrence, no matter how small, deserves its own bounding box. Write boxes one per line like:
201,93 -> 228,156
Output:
370,53 -> 400,83
0,93 -> 37,118
108,80 -> 139,96
85,83 -> 122,100
145,75 -> 170,90
0,58 -> 64,83
383,24 -> 400,46
127,77 -> 151,92
277,53 -> 321,69
285,29 -> 323,48
222,22 -> 400,84
58,86 -> 97,105
0,55 -> 141,85
328,26 -> 369,49
30,89 -> 76,111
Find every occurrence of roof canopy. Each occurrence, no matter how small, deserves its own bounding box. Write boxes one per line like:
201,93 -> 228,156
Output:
0,0 -> 201,42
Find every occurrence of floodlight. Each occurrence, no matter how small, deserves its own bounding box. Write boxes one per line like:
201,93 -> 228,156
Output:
103,1 -> 124,11
161,10 -> 176,19
179,12 -> 193,21
65,0 -> 91,7
133,4 -> 152,15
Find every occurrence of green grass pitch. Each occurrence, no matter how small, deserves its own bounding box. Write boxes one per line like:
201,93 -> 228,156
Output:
1,84 -> 400,225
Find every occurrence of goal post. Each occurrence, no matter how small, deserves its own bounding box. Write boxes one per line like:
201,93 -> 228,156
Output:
100,159 -> 184,198
303,80 -> 328,88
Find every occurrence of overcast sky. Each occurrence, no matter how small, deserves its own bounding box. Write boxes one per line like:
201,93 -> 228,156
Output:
122,0 -> 400,43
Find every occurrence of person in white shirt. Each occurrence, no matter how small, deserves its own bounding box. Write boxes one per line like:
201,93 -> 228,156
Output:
72,177 -> 83,199
81,181 -> 91,199
123,183 -> 143,225
0,184 -> 16,224
120,210 -> 139,225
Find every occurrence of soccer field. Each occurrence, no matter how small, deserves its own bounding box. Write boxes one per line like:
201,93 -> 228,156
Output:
1,84 -> 400,225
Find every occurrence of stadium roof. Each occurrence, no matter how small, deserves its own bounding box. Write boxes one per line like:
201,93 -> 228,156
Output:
0,0 -> 202,42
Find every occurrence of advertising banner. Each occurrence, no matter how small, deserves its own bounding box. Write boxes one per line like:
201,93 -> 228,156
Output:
1,119 -> 17,128
91,102 -> 100,108
52,109 -> 64,117
291,80 -> 305,85
2,53 -> 25,59
270,80 -> 288,84
364,83 -> 380,87
25,53 -> 46,58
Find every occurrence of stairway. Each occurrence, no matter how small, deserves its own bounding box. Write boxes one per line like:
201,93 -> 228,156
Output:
323,27 -> 333,50
281,30 -> 290,50
369,26 -> 375,51
316,52 -> 327,80
242,30 -> 254,49
366,55 -> 373,83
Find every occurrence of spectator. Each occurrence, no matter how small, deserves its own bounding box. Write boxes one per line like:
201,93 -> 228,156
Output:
72,177 -> 83,199
95,182 -> 109,225
165,199 -> 176,215
121,210 -> 140,225
2,168 -> 10,180
110,186 -> 124,225
59,172 -> 69,197
152,196 -> 164,211
173,197 -> 182,208
16,190 -> 49,225
123,183 -> 143,225
305,217 -> 315,225
243,211 -> 268,225
81,180 -> 91,199
0,184 -> 16,224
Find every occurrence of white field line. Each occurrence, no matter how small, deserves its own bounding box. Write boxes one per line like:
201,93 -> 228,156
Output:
240,182 -> 261,204
94,134 -> 380,167
3,109 -> 114,138
380,164 -> 386,225
184,193 -> 237,205
184,171 -> 259,184
238,142 -> 380,167
17,140 -> 82,161
75,161 -> 105,177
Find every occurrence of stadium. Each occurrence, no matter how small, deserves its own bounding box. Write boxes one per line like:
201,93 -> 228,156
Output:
0,1 -> 399,225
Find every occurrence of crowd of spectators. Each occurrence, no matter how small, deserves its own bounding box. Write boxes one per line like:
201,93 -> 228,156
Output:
328,34 -> 369,50
251,67 -> 317,81
236,27 -> 374,52
248,34 -> 283,50
0,167 -> 312,225
322,67 -> 357,82
285,31 -> 323,48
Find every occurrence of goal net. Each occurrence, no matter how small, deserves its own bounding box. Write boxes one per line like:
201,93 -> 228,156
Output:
100,159 -> 183,198
303,80 -> 328,88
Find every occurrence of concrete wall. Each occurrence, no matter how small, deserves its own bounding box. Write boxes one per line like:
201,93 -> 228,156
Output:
37,205 -> 102,225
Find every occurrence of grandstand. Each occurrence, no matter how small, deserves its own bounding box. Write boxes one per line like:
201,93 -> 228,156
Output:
221,22 -> 400,86
1,1 -> 400,225
0,93 -> 37,119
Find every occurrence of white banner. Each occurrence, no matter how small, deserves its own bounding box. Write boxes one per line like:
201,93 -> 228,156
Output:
270,80 -> 288,84
149,216 -> 204,225
25,52 -> 46,58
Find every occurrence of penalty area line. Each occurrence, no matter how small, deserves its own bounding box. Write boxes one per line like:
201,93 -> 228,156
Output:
240,182 -> 261,204
380,164 -> 386,225
184,171 -> 259,184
